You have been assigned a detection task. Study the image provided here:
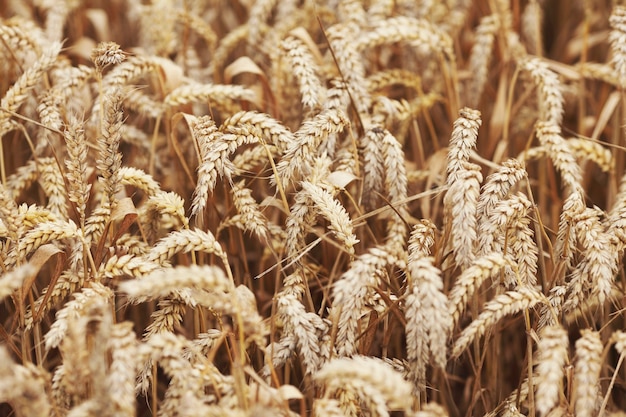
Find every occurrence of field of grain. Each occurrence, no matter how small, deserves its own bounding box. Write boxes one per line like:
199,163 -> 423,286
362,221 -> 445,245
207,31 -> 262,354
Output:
0,1 -> 625,416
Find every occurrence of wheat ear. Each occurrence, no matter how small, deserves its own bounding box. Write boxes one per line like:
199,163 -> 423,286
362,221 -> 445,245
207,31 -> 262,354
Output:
405,256 -> 452,395
44,282 -> 114,351
275,108 -> 350,189
448,253 -> 512,326
466,15 -> 499,108
281,33 -> 324,112
358,128 -> 382,211
100,322 -> 139,417
326,21 -> 370,117
451,286 -> 546,358
573,329 -> 603,417
446,161 -> 483,269
446,108 -> 481,185
120,264 -> 233,303
0,346 -> 50,417
476,159 -> 527,256
314,355 -> 413,414
356,16 -> 454,62
0,263 -> 35,301
96,87 -> 124,213
300,180 -> 359,255
535,324 -> 569,416
63,115 -> 91,227
521,1 -> 543,55
276,291 -> 330,375
609,5 -> 626,88
332,246 -> 399,358
0,41 -> 61,137
519,58 -> 564,126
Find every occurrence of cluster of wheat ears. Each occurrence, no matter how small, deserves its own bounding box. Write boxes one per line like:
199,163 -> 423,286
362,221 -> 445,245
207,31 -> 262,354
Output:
1,0 -> 626,416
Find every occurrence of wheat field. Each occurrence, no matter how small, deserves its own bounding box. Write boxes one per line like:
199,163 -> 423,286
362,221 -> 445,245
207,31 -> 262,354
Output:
0,0 -> 625,416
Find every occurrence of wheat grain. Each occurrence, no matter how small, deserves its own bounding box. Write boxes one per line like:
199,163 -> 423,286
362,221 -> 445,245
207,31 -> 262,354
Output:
534,122 -> 582,190
91,42 -> 126,73
566,138 -> 614,172
0,19 -> 42,58
504,195 -> 539,287
222,111 -> 295,153
408,219 -> 437,258
0,182 -> 22,243
361,127 -> 385,211
573,207 -> 618,304
367,69 -> 423,94
141,190 -> 188,242
262,334 -> 297,377
145,228 -> 229,273
97,87 -> 124,212
380,128 -> 409,212
119,166 -> 161,196
37,156 -> 68,217
164,81 -> 256,110
19,203 -> 58,229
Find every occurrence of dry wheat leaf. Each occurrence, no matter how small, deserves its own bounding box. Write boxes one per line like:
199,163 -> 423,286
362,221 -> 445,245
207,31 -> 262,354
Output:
22,244 -> 64,302
326,170 -> 357,189
278,384 -> 304,401
154,56 -> 185,92
68,37 -> 97,61
224,56 -> 266,108
591,90 -> 621,141
110,197 -> 139,241
224,56 -> 266,84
